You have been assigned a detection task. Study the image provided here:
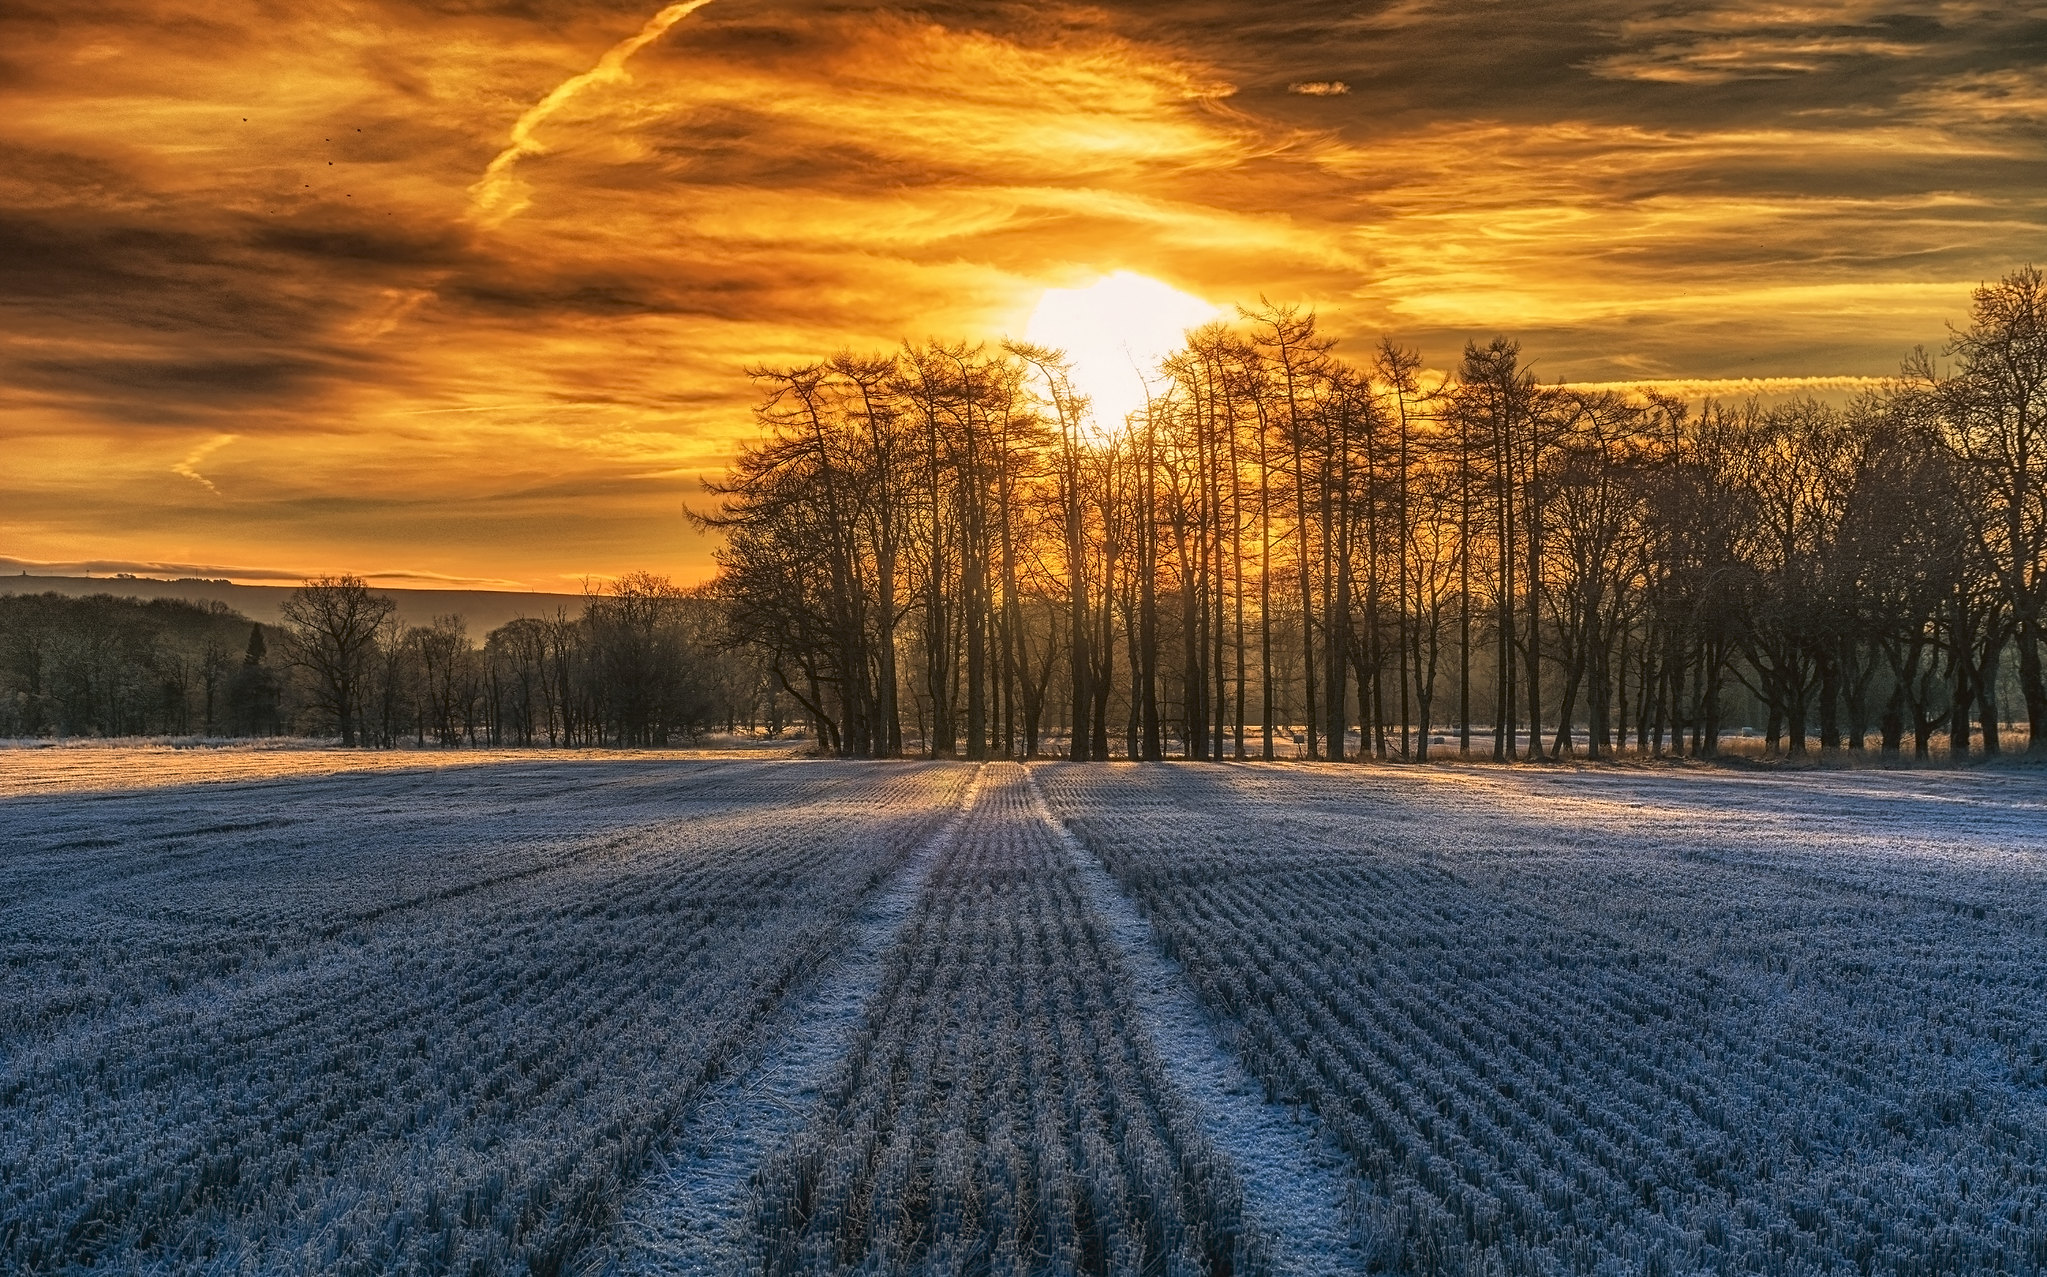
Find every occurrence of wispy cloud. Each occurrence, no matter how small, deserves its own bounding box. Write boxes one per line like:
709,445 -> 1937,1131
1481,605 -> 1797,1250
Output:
170,433 -> 236,495
1561,375 -> 1896,397
468,0 -> 722,227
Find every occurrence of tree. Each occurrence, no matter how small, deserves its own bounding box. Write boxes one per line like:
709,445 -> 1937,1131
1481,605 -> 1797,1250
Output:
199,640 -> 233,735
279,575 -> 395,746
227,622 -> 281,737
1245,300 -> 1335,758
1012,342 -> 1097,759
1920,265 -> 2047,754
1456,339 -> 1535,760
692,269 -> 2041,765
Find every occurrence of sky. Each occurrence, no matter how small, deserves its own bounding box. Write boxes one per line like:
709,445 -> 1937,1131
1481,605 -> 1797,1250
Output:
2,0 -> 2043,589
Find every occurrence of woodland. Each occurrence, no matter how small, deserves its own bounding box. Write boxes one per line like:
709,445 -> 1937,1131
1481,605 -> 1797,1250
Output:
0,579 -> 765,747
708,267 -> 2047,762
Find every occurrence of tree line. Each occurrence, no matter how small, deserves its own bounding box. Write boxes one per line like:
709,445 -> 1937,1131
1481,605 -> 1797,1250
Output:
277,570 -> 770,748
0,574 -> 779,746
708,266 -> 2047,762
0,592 -> 283,738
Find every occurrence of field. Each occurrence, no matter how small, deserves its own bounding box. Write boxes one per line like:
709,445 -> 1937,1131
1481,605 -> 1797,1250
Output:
3,751 -> 2045,1275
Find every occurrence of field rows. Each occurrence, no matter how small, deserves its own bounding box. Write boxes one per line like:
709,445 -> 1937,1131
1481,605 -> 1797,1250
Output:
5,754 -> 2045,1275
1038,765 -> 2047,1275
1,761 -> 967,1273
747,763 -> 1252,1274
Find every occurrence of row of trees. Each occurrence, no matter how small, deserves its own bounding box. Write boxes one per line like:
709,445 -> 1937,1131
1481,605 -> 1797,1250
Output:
274,572 -> 769,747
0,594 -> 281,739
0,575 -> 782,746
709,267 -> 2047,761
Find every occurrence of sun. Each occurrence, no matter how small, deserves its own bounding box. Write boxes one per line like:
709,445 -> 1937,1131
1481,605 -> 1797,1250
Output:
1023,271 -> 1221,430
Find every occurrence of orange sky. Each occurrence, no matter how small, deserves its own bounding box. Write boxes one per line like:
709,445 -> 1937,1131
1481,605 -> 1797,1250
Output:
2,0 -> 2042,588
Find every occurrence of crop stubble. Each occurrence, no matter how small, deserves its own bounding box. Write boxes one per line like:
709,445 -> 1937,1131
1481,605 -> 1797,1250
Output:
748,762 -> 1254,1275
1037,763 -> 2047,1275
7,753 -> 2043,1277
1,759 -> 968,1274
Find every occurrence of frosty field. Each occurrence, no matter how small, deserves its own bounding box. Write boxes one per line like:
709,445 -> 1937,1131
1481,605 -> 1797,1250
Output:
3,753 -> 2044,1275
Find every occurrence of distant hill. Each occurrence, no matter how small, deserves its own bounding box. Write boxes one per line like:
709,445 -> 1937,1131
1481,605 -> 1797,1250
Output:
0,575 -> 590,633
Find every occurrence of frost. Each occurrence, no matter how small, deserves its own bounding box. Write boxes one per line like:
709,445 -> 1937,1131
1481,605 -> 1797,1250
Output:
611,765 -> 986,1273
1031,766 -> 1368,1274
1038,762 -> 2047,1275
745,764 -> 1254,1274
7,755 -> 2043,1275
0,758 -> 966,1273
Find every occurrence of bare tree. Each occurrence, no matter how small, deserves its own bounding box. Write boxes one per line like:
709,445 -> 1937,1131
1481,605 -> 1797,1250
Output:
280,575 -> 395,747
1919,265 -> 2047,754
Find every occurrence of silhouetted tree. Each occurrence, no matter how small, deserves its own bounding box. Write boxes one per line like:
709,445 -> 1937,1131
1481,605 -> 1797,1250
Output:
279,575 -> 395,747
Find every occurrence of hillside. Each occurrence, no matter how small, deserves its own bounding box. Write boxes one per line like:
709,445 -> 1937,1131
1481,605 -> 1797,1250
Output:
0,574 -> 590,633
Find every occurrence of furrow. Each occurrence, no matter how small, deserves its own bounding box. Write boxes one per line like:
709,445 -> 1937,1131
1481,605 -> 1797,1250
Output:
1027,764 -> 1370,1275
605,763 -> 988,1276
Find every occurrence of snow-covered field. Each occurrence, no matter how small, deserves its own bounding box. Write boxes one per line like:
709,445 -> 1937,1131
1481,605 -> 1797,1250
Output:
3,750 -> 2043,1274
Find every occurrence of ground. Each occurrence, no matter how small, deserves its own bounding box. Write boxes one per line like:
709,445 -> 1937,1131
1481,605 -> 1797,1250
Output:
3,747 -> 2043,1275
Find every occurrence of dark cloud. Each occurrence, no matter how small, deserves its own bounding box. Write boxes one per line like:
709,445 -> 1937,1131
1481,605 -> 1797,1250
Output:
452,275 -> 694,317
252,220 -> 469,268
14,353 -> 337,397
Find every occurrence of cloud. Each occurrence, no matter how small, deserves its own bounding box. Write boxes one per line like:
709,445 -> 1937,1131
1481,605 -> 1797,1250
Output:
1,0 -> 2042,587
171,433 -> 237,495
1560,374 -> 1895,397
1587,3 -> 1937,83
469,0 -> 722,225
0,555 -> 527,589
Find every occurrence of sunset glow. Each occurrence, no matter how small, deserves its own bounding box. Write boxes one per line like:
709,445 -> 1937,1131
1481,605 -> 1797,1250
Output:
1,1 -> 2041,587
1024,273 -> 1220,431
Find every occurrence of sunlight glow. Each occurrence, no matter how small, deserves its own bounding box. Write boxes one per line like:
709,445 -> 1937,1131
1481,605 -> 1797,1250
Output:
1024,271 -> 1220,429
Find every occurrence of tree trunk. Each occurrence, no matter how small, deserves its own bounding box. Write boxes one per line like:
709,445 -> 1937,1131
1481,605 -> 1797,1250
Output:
1140,450 -> 1162,762
2020,618 -> 2047,756
1324,453 -> 1349,763
1979,634 -> 2003,757
1260,431 -> 1275,760
965,533 -> 987,761
1818,651 -> 1840,752
1068,489 -> 1091,761
1181,520 -> 1205,760
1700,647 -> 1723,758
1297,458 -> 1318,761
1524,471 -> 1544,761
